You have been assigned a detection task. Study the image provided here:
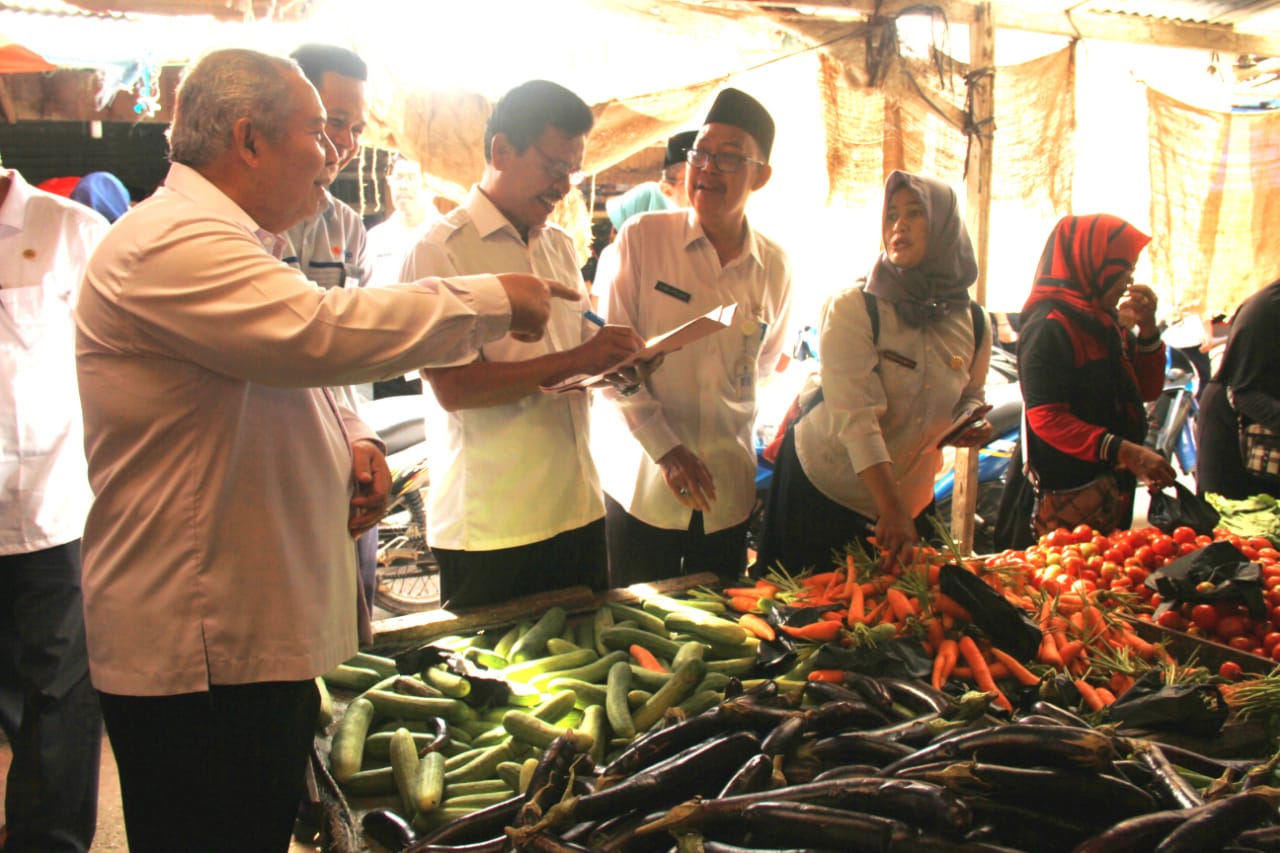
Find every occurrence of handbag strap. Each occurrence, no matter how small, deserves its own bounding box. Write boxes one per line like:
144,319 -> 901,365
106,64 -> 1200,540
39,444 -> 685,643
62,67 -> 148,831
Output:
1226,385 -> 1251,434
1020,403 -> 1042,494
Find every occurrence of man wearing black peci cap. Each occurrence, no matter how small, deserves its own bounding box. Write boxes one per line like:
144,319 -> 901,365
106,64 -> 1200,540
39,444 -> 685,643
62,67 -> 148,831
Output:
593,88 -> 794,587
592,129 -> 697,295
660,129 -> 697,207
604,129 -> 698,234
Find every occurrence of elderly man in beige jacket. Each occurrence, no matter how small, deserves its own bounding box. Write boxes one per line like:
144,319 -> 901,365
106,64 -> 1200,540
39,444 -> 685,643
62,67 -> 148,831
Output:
74,48 -> 575,853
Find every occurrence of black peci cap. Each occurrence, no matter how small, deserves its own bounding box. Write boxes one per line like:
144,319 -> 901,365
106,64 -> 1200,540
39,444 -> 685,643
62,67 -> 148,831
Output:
702,88 -> 774,161
663,130 -> 698,170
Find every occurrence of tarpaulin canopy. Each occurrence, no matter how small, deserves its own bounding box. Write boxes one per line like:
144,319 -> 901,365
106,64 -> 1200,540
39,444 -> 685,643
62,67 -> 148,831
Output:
0,35 -> 55,73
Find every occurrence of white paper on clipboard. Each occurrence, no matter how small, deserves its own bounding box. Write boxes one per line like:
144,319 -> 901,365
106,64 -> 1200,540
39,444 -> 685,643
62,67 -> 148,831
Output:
541,303 -> 737,394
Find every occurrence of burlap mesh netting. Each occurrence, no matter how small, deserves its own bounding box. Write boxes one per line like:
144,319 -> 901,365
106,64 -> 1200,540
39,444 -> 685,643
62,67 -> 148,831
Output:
819,37 -> 1075,308
364,19 -> 1280,318
1147,87 -> 1280,318
369,79 -> 725,206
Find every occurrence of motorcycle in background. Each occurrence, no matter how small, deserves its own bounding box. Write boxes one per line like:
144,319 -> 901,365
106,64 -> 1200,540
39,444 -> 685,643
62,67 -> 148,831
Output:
1144,345 -> 1199,480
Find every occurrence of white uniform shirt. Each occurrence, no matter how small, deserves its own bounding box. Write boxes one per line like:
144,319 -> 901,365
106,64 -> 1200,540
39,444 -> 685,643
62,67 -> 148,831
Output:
367,211 -> 436,287
795,286 -> 990,519
0,170 -> 107,555
76,164 -> 512,696
593,209 -> 793,533
283,192 -> 369,291
400,186 -> 602,551
285,194 -> 371,411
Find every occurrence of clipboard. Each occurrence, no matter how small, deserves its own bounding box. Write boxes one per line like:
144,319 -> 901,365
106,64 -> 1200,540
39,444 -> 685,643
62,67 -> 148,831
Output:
541,304 -> 735,394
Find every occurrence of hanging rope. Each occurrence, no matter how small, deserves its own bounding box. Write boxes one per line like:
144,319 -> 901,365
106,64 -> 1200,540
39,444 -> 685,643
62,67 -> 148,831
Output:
961,66 -> 996,179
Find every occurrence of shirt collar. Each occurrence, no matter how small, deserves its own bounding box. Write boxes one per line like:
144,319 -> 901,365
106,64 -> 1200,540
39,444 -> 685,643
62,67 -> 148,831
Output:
684,209 -> 763,270
163,163 -> 287,256
465,184 -> 544,244
0,169 -> 34,232
318,189 -> 337,220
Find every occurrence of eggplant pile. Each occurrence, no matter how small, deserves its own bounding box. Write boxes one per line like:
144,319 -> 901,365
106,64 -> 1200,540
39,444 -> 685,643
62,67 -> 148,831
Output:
385,676 -> 1280,853
325,594 -> 1280,852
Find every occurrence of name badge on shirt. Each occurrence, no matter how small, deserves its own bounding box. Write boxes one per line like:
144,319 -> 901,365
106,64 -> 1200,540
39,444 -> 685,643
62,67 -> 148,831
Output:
880,349 -> 918,370
654,280 -> 692,303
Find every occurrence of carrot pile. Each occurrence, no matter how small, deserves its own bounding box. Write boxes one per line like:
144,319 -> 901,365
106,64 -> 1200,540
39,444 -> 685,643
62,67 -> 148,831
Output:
716,538 -> 1181,715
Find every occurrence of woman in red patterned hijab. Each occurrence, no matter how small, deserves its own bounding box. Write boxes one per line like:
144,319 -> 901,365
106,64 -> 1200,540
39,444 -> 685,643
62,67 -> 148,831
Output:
1023,213 -> 1150,325
1014,214 -> 1176,536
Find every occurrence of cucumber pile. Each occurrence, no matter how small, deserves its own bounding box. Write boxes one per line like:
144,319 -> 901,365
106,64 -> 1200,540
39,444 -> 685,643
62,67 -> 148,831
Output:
320,596 -> 767,838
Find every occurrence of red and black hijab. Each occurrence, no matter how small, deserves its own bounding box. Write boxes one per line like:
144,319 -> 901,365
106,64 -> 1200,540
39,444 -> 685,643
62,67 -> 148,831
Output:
1022,214 -> 1150,326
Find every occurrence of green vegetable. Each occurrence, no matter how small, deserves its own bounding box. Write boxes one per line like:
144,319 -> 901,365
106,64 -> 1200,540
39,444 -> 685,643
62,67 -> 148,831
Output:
1206,493 -> 1280,544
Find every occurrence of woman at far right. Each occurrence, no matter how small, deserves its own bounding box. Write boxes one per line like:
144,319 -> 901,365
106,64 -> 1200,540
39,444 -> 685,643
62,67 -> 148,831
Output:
1018,214 -> 1176,537
1196,279 -> 1280,499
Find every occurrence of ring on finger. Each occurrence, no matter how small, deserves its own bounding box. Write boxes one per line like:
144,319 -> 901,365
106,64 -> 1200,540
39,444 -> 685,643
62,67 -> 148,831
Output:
679,487 -> 691,497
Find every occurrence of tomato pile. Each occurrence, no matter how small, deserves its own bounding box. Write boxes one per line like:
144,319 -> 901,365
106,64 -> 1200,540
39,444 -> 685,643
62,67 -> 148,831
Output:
987,524 -> 1280,660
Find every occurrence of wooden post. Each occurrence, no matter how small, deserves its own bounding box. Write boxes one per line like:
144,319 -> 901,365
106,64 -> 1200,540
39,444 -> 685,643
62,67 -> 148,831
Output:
953,1 -> 995,554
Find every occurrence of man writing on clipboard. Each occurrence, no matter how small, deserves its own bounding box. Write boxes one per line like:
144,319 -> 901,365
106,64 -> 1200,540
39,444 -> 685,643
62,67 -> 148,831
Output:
592,88 -> 794,588
399,80 -> 645,610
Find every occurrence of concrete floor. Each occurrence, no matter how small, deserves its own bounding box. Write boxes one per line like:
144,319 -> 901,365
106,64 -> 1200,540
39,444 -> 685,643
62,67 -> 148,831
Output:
0,733 -> 128,852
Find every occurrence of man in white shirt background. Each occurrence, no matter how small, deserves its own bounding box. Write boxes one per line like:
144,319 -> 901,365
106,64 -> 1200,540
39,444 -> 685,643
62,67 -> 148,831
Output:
401,79 -> 645,610
591,129 -> 696,306
368,154 -> 439,288
0,157 -> 108,852
283,43 -> 370,304
284,43 -> 386,626
368,154 -> 441,398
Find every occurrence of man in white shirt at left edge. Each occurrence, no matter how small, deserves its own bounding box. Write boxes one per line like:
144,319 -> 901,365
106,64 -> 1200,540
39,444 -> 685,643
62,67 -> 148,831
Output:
74,48 -> 576,853
0,160 -> 107,852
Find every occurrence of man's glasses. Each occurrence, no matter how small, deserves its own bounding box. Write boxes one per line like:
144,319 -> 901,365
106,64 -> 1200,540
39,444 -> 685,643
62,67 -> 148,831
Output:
532,143 -> 587,187
686,148 -> 765,174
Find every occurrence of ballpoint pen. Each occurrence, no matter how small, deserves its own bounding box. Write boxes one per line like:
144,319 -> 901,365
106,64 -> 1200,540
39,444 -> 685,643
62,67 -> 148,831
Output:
583,309 -> 643,396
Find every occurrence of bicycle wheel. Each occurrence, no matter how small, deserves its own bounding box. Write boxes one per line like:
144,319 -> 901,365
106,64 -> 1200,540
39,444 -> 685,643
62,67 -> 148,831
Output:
375,551 -> 441,614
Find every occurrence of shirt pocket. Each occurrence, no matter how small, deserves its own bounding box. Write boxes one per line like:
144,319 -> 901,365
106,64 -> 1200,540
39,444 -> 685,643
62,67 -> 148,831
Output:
0,277 -> 71,348
0,279 -> 79,460
305,262 -> 349,291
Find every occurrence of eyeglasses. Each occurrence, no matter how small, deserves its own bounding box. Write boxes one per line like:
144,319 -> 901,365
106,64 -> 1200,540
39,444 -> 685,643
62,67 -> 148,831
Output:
531,143 -> 587,186
686,148 -> 765,173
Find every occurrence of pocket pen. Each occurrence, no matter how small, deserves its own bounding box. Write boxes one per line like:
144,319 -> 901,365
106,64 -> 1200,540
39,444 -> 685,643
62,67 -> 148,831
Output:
583,309 -> 606,327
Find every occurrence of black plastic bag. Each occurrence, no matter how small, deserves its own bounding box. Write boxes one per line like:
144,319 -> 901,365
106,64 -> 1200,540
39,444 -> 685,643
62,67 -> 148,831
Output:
389,643 -> 513,707
763,602 -> 844,629
1105,668 -> 1228,736
812,636 -> 933,681
993,441 -> 1036,551
939,563 -> 1042,661
1146,481 -> 1221,536
1145,540 -> 1266,620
